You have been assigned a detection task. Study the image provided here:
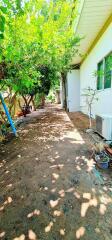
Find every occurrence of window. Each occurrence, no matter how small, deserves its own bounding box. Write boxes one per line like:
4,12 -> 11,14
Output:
104,53 -> 112,89
97,60 -> 103,90
97,52 -> 112,90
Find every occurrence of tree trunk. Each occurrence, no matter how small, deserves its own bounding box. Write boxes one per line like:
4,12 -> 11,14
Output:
22,95 -> 28,106
61,72 -> 67,110
18,99 -> 22,111
28,95 -> 33,106
32,98 -> 36,111
9,92 -> 17,116
41,95 -> 45,107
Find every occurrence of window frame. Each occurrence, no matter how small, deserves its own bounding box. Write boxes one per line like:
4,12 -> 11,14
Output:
97,51 -> 112,91
97,59 -> 104,91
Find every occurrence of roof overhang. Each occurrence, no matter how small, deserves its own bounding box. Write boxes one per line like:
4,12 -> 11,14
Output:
72,0 -> 112,65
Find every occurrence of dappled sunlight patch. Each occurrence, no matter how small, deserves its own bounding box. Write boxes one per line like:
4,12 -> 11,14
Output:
76,227 -> 85,239
103,186 -> 108,192
99,204 -> 107,215
76,165 -> 81,171
21,195 -> 24,200
45,222 -> 53,233
55,151 -> 59,155
27,209 -> 40,218
5,170 -> 10,174
81,202 -> 90,217
49,164 -> 64,170
63,130 -> 85,144
52,173 -> 59,180
2,160 -> 6,164
66,187 -> 74,193
49,199 -> 60,208
51,188 -> 57,193
92,188 -> 96,193
99,190 -> 104,194
99,195 -> 112,205
6,183 -> 13,188
60,229 -> 65,236
49,165 -> 58,169
0,206 -> 4,211
81,197 -> 98,217
89,198 -> 98,207
58,189 -> 65,197
43,175 -> 47,178
74,191 -> 81,199
52,180 -> 56,184
27,212 -> 34,218
0,180 -> 4,184
58,164 -> 64,169
83,193 -> 91,200
85,158 -> 95,172
28,230 -> 37,240
82,156 -> 86,160
81,163 -> 84,166
95,228 -> 101,234
76,156 -> 80,160
0,231 -> 5,238
0,163 -> 4,168
53,210 -> 62,217
49,158 -> 55,163
55,155 -> 60,159
71,139 -> 85,144
67,159 -> 71,162
13,234 -> 25,240
4,196 -> 13,205
33,209 -> 40,216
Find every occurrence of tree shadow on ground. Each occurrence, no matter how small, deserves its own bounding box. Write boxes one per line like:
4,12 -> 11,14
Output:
0,104 -> 112,240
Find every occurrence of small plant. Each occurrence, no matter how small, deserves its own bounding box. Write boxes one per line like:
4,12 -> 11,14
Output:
82,87 -> 98,129
102,156 -> 109,162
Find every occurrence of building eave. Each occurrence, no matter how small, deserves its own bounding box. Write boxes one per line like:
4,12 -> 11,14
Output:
72,0 -> 112,65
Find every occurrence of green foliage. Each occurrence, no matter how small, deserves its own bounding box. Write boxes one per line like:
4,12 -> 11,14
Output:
34,94 -> 42,107
0,0 -> 80,106
47,90 -> 55,103
0,5 -> 6,39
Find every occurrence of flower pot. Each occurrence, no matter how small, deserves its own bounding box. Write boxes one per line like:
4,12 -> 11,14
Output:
95,154 -> 109,169
99,161 -> 109,169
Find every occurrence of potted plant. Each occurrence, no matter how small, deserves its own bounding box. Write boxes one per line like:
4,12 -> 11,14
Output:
95,153 -> 109,169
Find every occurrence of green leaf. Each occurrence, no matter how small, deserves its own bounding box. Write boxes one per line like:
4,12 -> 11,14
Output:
1,15 -> 5,24
0,15 -> 5,32
0,33 -> 4,39
0,21 -> 5,32
0,6 -> 7,14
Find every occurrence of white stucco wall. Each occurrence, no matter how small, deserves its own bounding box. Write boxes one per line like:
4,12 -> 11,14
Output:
67,70 -> 80,112
80,22 -> 112,118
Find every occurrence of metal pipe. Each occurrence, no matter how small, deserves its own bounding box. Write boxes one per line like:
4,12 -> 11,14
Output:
0,93 -> 17,137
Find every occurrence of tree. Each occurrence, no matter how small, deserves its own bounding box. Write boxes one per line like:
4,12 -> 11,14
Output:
0,0 -> 80,115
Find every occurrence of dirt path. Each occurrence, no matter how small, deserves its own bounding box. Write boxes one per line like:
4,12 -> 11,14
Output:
0,105 -> 112,240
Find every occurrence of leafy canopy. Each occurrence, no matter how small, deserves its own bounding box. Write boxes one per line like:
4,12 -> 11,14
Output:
0,0 -> 80,95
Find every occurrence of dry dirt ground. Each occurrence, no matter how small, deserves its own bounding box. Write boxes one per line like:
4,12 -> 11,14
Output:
0,104 -> 112,240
